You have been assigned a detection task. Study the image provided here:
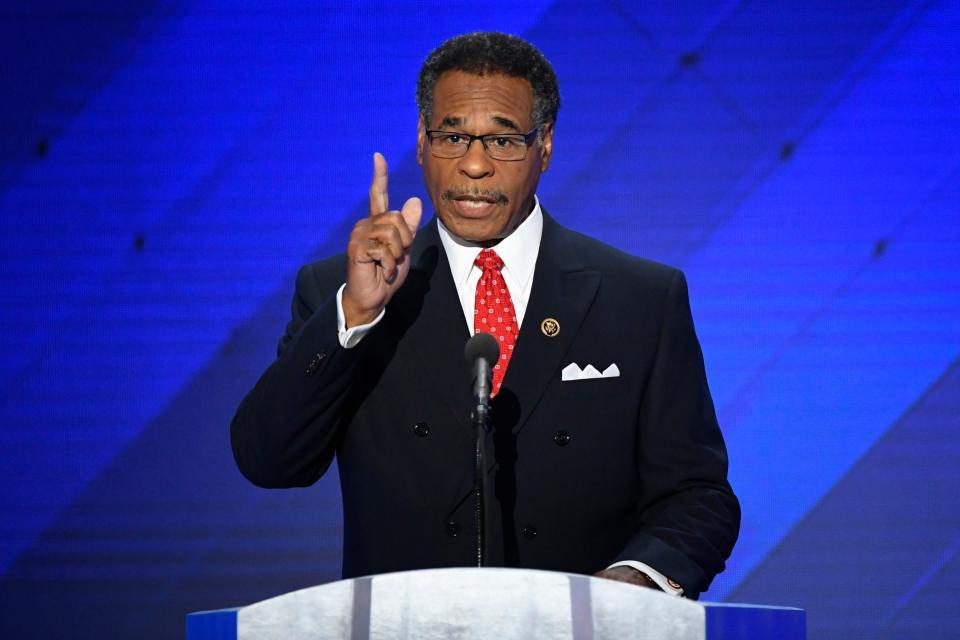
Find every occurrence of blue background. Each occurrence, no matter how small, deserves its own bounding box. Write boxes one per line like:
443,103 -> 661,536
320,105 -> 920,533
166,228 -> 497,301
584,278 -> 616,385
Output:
1,1 -> 958,637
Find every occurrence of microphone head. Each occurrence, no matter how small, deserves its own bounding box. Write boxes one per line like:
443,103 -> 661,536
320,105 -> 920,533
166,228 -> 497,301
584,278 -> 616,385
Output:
464,331 -> 501,367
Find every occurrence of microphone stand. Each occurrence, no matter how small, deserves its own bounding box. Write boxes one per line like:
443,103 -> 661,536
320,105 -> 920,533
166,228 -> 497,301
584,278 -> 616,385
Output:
471,358 -> 493,567
465,332 -> 498,568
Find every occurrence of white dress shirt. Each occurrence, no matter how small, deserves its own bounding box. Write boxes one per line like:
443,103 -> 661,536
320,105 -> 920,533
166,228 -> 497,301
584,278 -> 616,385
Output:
333,196 -> 682,596
436,197 -> 542,332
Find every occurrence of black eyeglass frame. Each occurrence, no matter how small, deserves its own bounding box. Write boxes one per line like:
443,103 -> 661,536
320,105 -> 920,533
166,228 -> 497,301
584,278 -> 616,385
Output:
424,128 -> 540,161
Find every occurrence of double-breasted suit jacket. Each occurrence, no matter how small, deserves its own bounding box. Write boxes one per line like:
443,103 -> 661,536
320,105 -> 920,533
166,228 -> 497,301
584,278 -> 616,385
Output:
231,211 -> 740,599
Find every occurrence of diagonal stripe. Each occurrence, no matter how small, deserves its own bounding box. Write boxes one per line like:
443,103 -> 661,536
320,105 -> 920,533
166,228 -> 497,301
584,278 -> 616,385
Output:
876,535 -> 960,633
727,356 -> 960,637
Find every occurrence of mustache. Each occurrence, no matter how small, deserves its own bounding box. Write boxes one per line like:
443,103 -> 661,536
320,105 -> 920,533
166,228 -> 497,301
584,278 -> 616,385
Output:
441,187 -> 509,204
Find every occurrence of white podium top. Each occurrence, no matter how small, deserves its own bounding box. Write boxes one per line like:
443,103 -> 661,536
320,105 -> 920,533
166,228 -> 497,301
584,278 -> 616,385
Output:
222,567 -> 803,640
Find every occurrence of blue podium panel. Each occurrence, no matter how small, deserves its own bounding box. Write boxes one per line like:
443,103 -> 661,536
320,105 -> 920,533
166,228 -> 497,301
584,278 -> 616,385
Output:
704,603 -> 807,640
186,608 -> 238,640
186,568 -> 805,640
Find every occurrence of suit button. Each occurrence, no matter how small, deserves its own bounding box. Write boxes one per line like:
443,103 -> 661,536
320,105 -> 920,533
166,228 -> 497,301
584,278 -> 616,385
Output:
446,521 -> 461,537
522,525 -> 537,540
413,422 -> 430,437
553,430 -> 571,446
306,351 -> 327,375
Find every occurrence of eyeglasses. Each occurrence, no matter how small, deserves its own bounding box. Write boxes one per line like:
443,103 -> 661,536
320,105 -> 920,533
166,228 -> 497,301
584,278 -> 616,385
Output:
425,128 -> 539,161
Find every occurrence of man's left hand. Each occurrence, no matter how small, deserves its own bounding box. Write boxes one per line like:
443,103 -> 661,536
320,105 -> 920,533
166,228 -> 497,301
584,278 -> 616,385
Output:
593,567 -> 662,590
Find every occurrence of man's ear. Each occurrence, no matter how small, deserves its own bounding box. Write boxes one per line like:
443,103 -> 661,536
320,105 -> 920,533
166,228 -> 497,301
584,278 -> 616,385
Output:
416,117 -> 426,166
539,122 -> 554,173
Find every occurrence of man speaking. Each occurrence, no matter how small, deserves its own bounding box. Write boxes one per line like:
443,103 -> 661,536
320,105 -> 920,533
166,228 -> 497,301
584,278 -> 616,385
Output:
231,32 -> 739,600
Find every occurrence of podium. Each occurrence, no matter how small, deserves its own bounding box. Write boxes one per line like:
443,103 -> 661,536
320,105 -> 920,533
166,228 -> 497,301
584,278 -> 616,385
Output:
187,568 -> 804,639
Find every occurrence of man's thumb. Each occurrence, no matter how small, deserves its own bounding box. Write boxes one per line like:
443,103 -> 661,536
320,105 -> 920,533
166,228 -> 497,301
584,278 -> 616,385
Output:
400,197 -> 423,234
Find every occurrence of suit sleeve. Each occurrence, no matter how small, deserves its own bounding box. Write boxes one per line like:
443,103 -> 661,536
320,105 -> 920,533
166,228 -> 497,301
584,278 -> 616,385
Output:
230,263 -> 360,488
612,269 -> 741,599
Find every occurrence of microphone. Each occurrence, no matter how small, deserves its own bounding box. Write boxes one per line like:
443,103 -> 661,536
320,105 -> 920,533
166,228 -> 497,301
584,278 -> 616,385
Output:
463,332 -> 500,567
464,332 -> 501,404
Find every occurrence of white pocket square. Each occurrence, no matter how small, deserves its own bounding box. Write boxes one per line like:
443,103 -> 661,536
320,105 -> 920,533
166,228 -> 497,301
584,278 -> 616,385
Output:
561,362 -> 620,381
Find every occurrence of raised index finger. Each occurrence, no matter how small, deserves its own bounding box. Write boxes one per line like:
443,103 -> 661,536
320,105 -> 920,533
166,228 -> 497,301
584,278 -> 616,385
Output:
369,152 -> 389,216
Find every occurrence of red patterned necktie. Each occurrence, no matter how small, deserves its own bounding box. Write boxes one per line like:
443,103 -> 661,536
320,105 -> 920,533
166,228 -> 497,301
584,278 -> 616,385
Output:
474,249 -> 519,397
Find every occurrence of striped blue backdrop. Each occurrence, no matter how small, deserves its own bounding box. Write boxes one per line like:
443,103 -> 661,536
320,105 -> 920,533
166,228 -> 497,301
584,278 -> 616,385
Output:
1,1 -> 957,637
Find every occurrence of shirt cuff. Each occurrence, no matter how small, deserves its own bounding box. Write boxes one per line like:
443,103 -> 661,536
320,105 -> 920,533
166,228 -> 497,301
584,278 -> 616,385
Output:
606,560 -> 685,596
336,284 -> 385,349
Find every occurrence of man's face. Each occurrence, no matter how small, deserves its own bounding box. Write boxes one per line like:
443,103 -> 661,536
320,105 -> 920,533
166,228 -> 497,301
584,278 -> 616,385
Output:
417,70 -> 553,243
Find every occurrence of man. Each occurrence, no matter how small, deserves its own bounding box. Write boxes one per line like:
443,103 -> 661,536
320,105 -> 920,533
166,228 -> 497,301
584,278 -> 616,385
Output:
231,32 -> 739,599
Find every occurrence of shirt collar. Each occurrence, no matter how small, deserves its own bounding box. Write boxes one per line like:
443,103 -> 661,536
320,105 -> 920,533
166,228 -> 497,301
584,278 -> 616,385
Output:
437,196 -> 544,288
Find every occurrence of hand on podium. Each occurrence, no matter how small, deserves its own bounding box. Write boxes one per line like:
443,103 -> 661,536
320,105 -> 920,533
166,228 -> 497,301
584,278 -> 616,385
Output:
594,566 -> 663,591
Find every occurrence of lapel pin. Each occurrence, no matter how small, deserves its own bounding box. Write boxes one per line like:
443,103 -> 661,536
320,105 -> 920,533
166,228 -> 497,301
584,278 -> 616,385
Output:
540,317 -> 560,337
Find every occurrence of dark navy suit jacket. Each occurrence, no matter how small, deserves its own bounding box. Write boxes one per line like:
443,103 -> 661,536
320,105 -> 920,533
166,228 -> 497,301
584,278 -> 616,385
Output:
231,211 -> 740,599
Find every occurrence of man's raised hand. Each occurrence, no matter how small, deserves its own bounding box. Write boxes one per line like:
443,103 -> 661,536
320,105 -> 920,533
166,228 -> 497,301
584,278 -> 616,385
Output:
342,153 -> 422,328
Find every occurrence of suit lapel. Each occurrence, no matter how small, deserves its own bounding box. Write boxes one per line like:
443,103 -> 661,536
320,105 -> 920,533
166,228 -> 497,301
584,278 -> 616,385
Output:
495,213 -> 601,435
388,220 -> 473,433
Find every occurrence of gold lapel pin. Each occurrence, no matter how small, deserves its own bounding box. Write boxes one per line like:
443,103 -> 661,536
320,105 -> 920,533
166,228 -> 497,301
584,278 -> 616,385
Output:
540,317 -> 560,337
